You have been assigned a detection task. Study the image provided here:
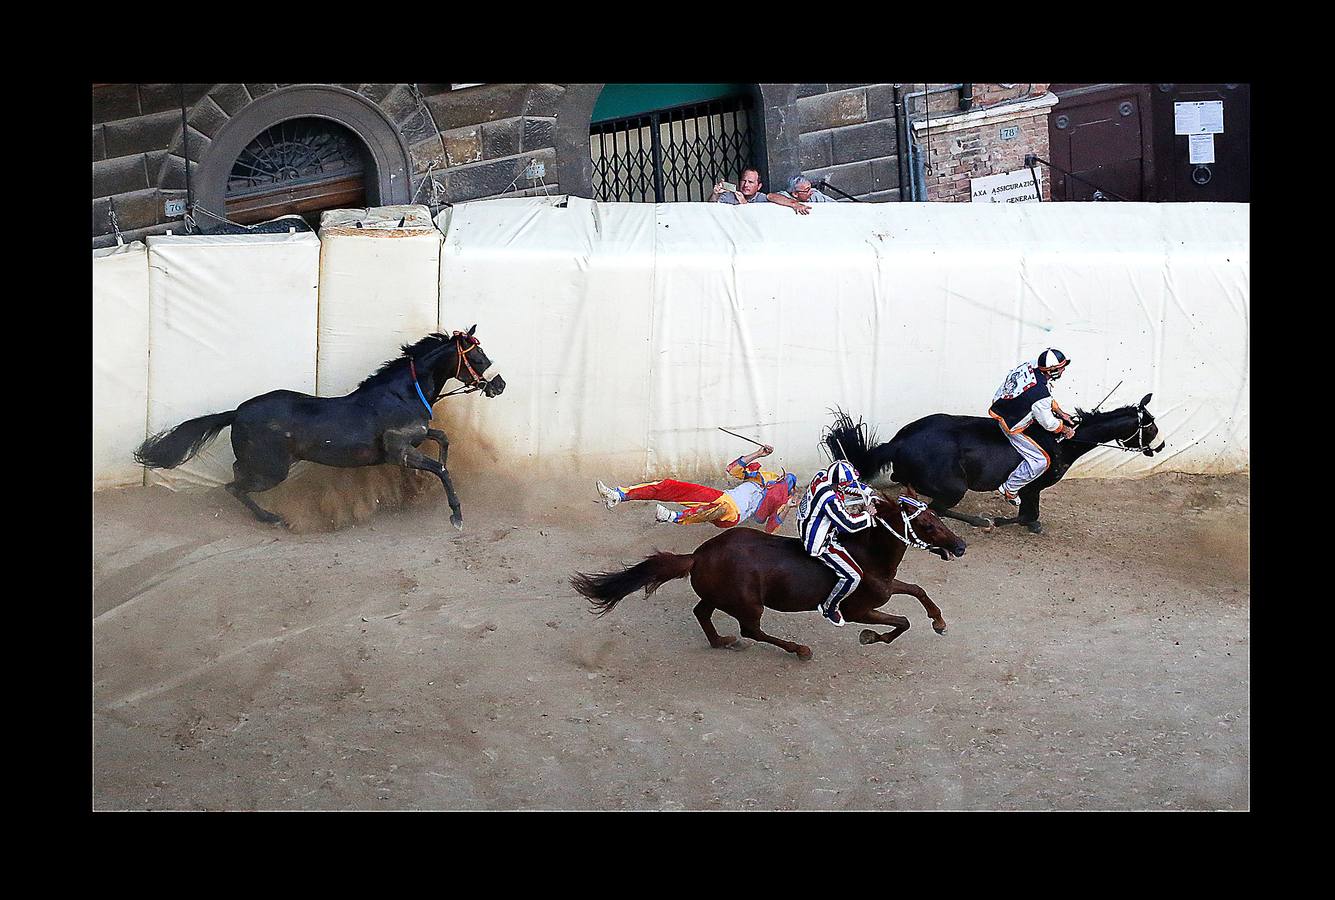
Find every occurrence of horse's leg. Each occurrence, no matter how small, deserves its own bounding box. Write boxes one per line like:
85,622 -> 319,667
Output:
842,607 -> 912,646
424,428 -> 449,468
225,462 -> 287,527
1018,490 -> 1042,533
890,578 -> 947,634
693,600 -> 737,649
993,490 -> 1042,532
387,431 -> 463,529
928,490 -> 992,530
737,611 -> 812,661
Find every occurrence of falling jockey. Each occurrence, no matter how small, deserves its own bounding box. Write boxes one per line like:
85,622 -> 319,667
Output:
796,459 -> 876,627
596,444 -> 798,534
987,347 -> 1077,507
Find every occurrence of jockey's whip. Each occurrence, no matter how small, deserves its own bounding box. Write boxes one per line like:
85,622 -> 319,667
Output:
1090,379 -> 1123,414
717,426 -> 768,448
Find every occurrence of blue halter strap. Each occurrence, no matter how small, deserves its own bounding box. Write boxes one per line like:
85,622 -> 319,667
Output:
409,359 -> 434,418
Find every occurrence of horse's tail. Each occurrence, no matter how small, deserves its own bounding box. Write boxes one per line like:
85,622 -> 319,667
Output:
825,409 -> 896,480
571,551 -> 695,617
133,410 -> 236,469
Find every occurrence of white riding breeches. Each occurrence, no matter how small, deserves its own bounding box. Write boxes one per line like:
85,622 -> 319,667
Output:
1001,427 -> 1052,494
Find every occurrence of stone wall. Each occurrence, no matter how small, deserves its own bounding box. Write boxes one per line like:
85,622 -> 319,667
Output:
792,84 -> 901,202
92,83 -> 1063,246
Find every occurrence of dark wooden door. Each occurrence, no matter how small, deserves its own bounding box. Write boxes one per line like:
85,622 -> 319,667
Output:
1150,84 -> 1249,202
1049,84 -> 1155,201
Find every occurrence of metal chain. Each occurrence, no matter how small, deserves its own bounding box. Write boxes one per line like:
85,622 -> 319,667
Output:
108,197 -> 124,245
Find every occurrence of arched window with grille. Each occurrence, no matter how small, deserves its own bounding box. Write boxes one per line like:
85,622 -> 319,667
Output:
590,84 -> 762,203
225,117 -> 371,226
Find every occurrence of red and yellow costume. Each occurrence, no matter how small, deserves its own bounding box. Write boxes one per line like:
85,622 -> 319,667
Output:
620,457 -> 797,533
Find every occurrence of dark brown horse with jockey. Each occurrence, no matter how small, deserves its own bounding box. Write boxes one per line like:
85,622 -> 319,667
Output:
571,493 -> 965,661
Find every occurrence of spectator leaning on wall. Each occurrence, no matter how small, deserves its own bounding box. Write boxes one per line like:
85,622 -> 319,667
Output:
766,175 -> 837,216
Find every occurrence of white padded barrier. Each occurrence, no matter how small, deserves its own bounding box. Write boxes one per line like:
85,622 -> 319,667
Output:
144,232 -> 320,489
91,200 -> 1248,492
437,198 -> 1248,481
317,205 -> 442,398
93,241 -> 150,489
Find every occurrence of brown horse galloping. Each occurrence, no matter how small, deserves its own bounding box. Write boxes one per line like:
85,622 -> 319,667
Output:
571,494 -> 966,661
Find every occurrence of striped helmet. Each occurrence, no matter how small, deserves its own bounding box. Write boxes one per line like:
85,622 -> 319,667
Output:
827,460 -> 860,487
1037,348 -> 1069,378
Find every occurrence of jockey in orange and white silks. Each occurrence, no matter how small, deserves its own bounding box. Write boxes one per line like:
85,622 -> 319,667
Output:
597,445 -> 798,534
987,348 -> 1077,506
796,459 -> 876,627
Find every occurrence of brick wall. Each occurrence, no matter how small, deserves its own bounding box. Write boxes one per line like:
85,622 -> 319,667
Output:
909,84 -> 1056,203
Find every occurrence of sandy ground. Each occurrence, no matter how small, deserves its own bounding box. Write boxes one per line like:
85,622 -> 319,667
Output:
92,465 -> 1249,810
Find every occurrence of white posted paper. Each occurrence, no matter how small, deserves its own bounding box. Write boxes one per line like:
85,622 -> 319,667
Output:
1174,101 -> 1225,135
1188,134 -> 1216,164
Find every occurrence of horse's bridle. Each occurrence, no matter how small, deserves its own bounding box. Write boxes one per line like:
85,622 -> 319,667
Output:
875,496 -> 932,551
1117,408 -> 1164,455
1067,408 -> 1165,455
438,332 -> 492,397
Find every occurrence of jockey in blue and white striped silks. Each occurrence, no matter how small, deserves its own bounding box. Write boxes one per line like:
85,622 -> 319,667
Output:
797,460 -> 875,627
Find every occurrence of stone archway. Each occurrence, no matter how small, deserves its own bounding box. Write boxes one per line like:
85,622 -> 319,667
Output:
156,84 -> 444,230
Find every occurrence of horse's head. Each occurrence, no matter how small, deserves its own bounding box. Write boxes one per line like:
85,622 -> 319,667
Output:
1128,393 -> 1163,456
872,494 -> 966,560
1073,392 -> 1164,457
460,326 -> 506,398
424,325 -> 506,398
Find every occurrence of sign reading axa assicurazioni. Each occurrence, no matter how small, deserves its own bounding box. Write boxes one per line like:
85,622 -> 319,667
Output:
970,168 -> 1043,203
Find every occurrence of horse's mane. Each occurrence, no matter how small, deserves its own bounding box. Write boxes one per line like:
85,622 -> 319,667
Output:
1074,403 -> 1138,424
356,333 -> 454,389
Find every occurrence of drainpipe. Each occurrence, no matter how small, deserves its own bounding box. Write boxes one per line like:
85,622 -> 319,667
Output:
900,84 -> 965,201
959,83 -> 973,112
894,84 -> 908,202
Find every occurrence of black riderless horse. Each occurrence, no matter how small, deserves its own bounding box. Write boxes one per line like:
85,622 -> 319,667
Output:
826,395 -> 1163,534
134,327 -> 506,530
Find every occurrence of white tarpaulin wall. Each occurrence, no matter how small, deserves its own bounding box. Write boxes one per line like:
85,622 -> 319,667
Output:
438,197 -> 658,474
145,232 -> 320,489
439,199 -> 1248,482
317,223 -> 442,397
93,241 -> 150,489
91,199 -> 1247,492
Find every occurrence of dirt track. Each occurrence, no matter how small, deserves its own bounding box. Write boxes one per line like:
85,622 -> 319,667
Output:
92,468 -> 1249,810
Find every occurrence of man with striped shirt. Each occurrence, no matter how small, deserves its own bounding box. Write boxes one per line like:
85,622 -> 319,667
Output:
796,459 -> 876,627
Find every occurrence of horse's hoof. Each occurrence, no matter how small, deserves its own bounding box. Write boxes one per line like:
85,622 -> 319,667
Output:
715,635 -> 738,649
859,629 -> 879,645
451,514 -> 464,531
933,622 -> 948,635
1026,521 -> 1043,534
796,645 -> 814,661
979,517 -> 994,532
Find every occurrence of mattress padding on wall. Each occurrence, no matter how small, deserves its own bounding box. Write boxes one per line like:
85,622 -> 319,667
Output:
145,232 -> 320,489
317,207 -> 442,398
93,241 -> 150,489
438,199 -> 1248,481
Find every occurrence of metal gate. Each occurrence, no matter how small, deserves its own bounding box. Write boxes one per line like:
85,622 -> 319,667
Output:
590,96 -> 757,203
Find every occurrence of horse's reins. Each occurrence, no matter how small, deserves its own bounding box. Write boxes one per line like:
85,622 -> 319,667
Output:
1063,409 -> 1164,454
